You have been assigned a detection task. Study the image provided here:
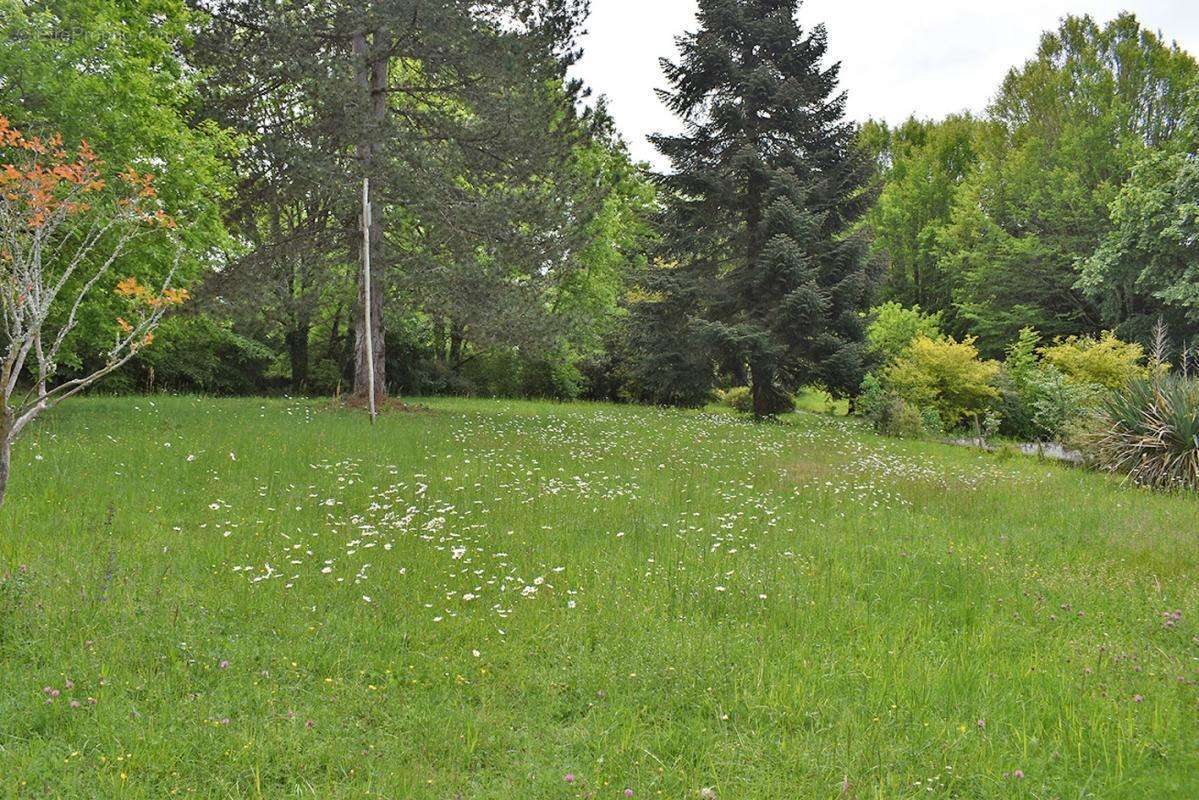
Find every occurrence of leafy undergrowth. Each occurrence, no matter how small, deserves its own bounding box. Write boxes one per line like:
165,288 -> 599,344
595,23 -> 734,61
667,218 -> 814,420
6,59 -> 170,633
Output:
0,396 -> 1196,798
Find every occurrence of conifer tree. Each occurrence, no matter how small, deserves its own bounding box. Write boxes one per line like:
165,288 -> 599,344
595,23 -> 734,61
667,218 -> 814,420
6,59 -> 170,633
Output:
651,0 -> 874,416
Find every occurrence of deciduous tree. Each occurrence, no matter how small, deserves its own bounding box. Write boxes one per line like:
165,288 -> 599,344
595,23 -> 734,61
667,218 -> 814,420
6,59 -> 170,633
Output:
937,14 -> 1197,353
0,117 -> 186,504
1082,99 -> 1199,341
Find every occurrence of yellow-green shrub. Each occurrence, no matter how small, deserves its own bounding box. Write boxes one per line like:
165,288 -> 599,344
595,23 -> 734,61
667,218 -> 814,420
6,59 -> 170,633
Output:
718,385 -> 797,414
865,302 -> 943,364
718,386 -> 754,413
883,336 -> 1000,429
1039,332 -> 1147,390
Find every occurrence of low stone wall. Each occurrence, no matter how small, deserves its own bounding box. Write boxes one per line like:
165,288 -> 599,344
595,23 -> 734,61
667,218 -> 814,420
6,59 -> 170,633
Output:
947,437 -> 1084,465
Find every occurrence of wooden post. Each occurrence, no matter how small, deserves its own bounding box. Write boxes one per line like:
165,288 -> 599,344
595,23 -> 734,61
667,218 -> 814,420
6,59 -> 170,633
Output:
362,176 -> 376,423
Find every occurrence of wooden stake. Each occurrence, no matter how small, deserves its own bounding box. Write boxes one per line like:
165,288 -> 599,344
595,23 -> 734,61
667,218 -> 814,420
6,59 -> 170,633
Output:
362,176 -> 376,423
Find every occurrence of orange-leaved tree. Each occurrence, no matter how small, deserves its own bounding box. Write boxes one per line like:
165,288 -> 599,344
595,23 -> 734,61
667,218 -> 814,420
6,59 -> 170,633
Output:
0,115 -> 187,506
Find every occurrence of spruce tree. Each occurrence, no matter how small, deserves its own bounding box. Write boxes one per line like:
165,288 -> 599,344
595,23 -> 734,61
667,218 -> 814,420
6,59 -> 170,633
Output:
651,0 -> 874,416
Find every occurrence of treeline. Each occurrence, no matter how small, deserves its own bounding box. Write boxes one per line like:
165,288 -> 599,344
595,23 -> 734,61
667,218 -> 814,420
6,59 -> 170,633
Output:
1,2 -> 1196,409
2,0 -> 656,401
861,14 -> 1198,356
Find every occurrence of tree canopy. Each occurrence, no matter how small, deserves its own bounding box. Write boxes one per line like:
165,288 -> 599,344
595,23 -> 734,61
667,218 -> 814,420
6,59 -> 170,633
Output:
3,2 -> 1197,412
867,13 -> 1198,356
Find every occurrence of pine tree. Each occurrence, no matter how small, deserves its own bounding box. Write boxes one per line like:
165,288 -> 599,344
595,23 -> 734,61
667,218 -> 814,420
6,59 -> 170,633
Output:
651,0 -> 874,416
191,0 -> 590,403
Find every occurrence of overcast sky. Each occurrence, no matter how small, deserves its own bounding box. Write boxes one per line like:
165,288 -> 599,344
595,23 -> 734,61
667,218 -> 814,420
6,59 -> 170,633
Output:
573,0 -> 1199,168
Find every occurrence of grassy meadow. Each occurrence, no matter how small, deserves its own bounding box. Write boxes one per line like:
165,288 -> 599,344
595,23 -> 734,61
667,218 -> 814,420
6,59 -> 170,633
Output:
0,396 -> 1196,798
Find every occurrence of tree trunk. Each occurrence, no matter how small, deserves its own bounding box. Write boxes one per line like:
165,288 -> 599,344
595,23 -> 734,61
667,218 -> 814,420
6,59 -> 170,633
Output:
351,27 -> 389,405
33,332 -> 47,413
287,324 -> 310,393
739,40 -> 773,421
750,367 -> 771,418
0,432 -> 11,509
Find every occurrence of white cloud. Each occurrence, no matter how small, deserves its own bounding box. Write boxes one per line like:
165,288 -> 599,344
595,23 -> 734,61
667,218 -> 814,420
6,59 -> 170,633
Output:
574,0 -> 1199,168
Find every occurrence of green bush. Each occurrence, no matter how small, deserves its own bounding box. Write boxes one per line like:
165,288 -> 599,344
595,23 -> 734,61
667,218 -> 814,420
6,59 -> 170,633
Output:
520,355 -> 585,400
455,348 -> 586,400
996,380 -> 1035,439
459,350 -> 522,397
1026,367 -> 1102,442
882,335 -> 1000,430
881,397 -> 928,438
996,328 -> 1041,438
999,366 -> 1102,442
997,328 -> 1106,441
1086,373 -> 1199,491
857,373 -> 934,438
856,373 -> 889,422
921,406 -> 945,436
128,315 -> 275,394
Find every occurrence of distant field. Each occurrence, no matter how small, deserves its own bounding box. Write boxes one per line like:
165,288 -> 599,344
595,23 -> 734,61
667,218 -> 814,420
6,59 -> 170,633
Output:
1,396 -> 1196,798
793,387 -> 850,416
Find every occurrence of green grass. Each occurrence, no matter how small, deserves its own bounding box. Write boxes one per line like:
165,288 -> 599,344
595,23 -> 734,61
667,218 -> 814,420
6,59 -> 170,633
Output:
793,386 -> 850,416
1,396 -> 1196,798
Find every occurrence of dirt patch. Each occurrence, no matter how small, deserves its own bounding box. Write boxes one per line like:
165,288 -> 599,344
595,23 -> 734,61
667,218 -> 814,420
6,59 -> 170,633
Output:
781,459 -> 839,483
328,395 -> 433,414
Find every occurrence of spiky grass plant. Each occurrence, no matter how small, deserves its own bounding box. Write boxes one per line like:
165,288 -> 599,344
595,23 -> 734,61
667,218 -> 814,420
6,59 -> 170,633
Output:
1087,325 -> 1199,491
1089,375 -> 1199,490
